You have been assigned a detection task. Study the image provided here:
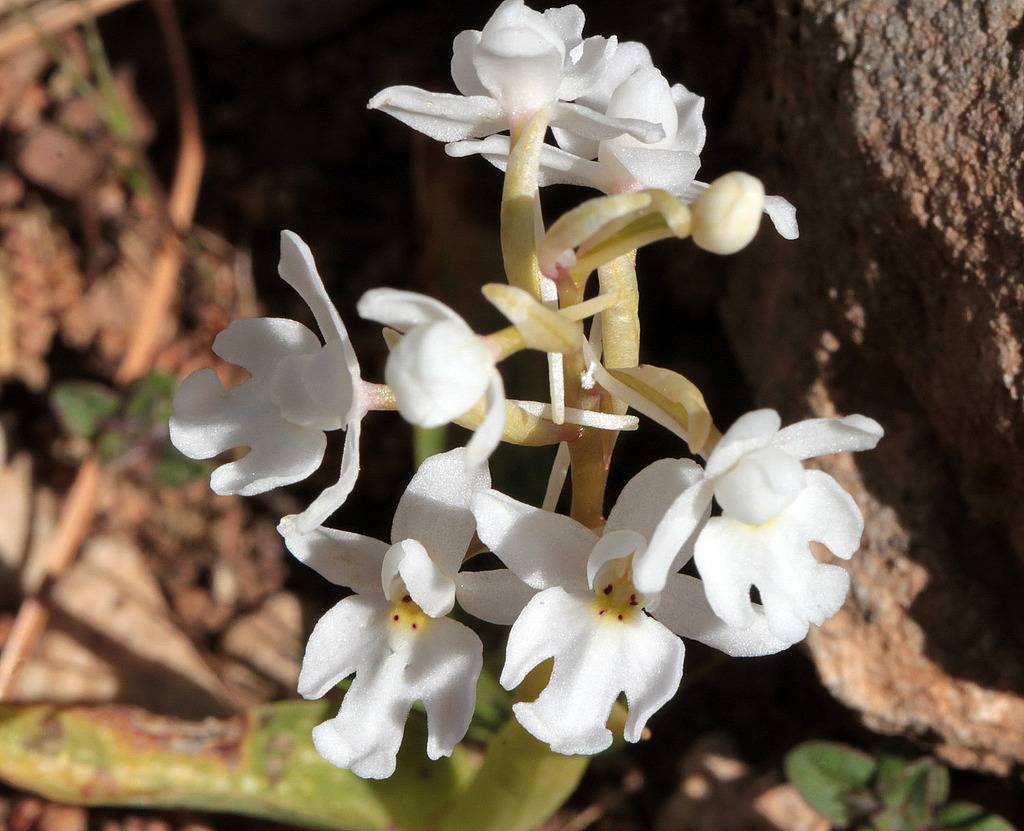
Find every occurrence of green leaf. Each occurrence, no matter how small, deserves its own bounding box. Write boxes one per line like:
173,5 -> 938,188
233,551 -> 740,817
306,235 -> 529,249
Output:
871,806 -> 910,831
125,372 -> 178,425
882,758 -> 948,823
51,381 -> 120,439
152,443 -> 210,488
937,803 -> 1018,831
95,429 -> 131,463
938,803 -> 987,827
875,754 -> 910,797
784,741 -> 877,827
0,700 -> 476,831
438,717 -> 588,831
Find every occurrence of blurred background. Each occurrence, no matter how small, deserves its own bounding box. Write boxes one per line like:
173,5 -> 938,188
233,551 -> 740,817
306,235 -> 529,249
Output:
0,0 -> 1022,828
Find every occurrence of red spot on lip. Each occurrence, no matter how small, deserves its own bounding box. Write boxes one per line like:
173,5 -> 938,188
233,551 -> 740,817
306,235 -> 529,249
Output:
392,614 -> 399,621
603,585 -> 613,595
402,595 -> 411,603
629,594 -> 637,606
598,609 -> 606,615
617,614 -> 624,621
411,623 -> 418,629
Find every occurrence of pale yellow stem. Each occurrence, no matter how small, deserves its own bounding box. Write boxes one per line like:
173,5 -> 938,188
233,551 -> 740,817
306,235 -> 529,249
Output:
500,111 -> 549,299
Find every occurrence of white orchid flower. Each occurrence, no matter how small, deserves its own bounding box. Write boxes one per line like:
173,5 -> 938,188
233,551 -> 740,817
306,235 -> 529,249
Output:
170,231 -> 372,533
637,409 -> 884,645
472,457 -> 790,756
368,0 -> 664,145
283,448 -> 533,779
449,41 -> 799,241
357,288 -> 506,468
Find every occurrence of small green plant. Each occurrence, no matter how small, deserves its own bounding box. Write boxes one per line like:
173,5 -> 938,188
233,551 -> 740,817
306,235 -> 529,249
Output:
785,741 -> 1016,831
50,371 -> 207,487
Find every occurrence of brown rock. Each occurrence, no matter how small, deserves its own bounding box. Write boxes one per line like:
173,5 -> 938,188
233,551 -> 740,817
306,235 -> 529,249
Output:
664,0 -> 1024,772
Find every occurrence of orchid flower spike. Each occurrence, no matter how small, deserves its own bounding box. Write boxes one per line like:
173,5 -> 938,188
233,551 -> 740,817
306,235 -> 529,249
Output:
639,410 -> 884,645
449,41 -> 799,241
357,288 -> 506,468
282,448 -> 534,779
472,457 -> 791,756
170,231 -> 367,534
368,0 -> 664,146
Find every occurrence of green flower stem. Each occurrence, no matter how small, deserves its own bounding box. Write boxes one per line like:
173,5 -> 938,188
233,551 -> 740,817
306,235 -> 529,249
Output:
597,253 -> 640,372
558,279 -> 609,530
501,112 -> 550,299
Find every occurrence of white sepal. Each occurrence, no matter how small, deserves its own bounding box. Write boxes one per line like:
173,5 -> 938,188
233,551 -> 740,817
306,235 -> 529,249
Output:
472,489 -> 595,591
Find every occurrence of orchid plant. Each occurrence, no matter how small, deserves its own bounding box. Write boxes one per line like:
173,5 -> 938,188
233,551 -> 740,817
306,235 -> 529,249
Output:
170,0 -> 882,808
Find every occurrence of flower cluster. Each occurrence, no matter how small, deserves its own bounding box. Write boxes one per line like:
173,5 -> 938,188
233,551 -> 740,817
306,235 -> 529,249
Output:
171,0 -> 881,780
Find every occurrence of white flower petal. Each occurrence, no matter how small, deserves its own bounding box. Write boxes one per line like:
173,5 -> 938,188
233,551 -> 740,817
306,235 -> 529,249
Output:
279,231 -> 350,345
291,416 -> 363,533
385,323 -> 491,428
169,369 -> 326,496
557,35 -> 614,101
549,100 -> 665,144
503,588 -> 684,754
704,408 -> 781,478
770,414 -> 884,461
465,367 -> 506,469
367,86 -> 506,142
502,588 -> 616,754
451,29 -> 487,97
693,515 -> 851,644
783,470 -> 864,560
585,529 -> 646,590
619,614 -> 685,743
541,4 -> 584,48
279,519 -> 387,598
654,573 -> 791,657
584,39 -> 653,105
382,539 -> 457,618
391,447 -> 490,576
406,617 -> 483,760
600,144 -> 701,194
606,458 -> 705,544
455,569 -> 537,625
446,135 -> 606,189
635,478 -> 715,596
212,317 -> 320,377
714,446 -> 807,526
271,340 -> 355,431
473,0 -> 565,114
763,195 -> 799,240
311,646 -> 409,780
670,85 -> 706,154
472,489 -> 595,591
357,287 -> 467,332
298,594 -> 388,700
605,67 -> 677,150
305,602 -> 482,778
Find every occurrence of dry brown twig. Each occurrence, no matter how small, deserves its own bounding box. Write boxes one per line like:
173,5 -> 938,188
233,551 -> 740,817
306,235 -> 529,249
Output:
0,0 -> 205,698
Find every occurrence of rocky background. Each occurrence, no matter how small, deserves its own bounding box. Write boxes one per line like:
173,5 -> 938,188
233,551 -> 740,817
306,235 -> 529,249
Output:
0,0 -> 1022,828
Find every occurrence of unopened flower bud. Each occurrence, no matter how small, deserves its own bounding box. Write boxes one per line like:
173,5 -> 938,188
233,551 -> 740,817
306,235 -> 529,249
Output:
690,172 -> 765,255
386,320 -> 493,427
